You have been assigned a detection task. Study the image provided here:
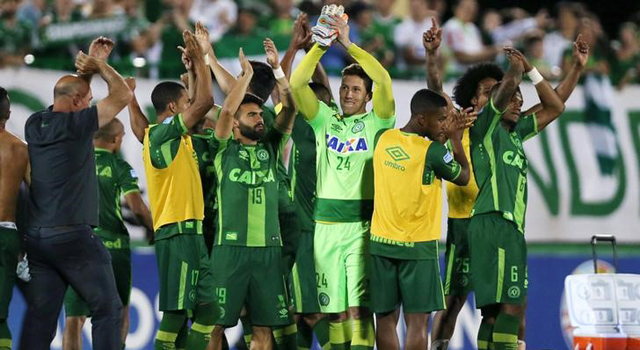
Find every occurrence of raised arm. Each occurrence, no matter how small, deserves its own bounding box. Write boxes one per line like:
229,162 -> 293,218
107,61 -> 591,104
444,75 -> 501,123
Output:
290,43 -> 327,119
442,108 -> 476,186
124,78 -> 148,144
194,22 -> 237,96
523,35 -> 589,122
423,18 -> 453,108
330,15 -> 394,118
510,49 -> 565,131
265,38 -> 296,134
75,52 -> 133,128
492,48 -> 525,112
181,30 -> 214,129
215,49 -> 253,140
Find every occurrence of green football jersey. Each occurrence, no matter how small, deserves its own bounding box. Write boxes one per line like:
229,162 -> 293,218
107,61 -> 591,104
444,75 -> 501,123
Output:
288,113 -> 317,233
469,99 -> 539,233
211,128 -> 288,247
192,130 -> 216,216
94,148 -> 140,246
309,102 -> 396,222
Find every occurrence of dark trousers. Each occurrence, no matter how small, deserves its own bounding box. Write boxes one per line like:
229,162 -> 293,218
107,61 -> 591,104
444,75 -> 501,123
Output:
19,225 -> 122,350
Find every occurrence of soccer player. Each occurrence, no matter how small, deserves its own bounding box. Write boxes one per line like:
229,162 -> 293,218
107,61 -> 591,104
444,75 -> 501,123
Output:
61,118 -> 154,350
21,37 -> 132,350
290,11 -> 396,350
370,89 -> 473,350
208,40 -> 296,349
140,30 -> 218,350
280,13 -> 333,350
0,87 -> 29,350
467,46 -> 567,349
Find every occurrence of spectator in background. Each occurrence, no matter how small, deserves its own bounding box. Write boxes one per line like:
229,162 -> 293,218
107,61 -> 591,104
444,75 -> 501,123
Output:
612,22 -> 640,89
111,0 -> 150,75
358,1 -> 394,68
216,4 -> 267,58
480,7 -> 547,46
189,0 -> 236,42
524,31 -> 559,80
88,0 -> 122,18
17,0 -> 46,34
366,0 -> 400,68
264,0 -> 298,36
146,0 -> 194,78
0,0 -> 33,68
442,0 -> 500,76
544,2 -> 584,76
394,0 -> 434,69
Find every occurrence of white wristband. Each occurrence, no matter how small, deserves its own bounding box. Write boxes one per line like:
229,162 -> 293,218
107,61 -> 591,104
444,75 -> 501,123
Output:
527,68 -> 544,85
204,54 -> 210,65
273,66 -> 285,80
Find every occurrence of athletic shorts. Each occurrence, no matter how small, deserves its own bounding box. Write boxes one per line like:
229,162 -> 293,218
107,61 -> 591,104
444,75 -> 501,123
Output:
211,245 -> 290,327
370,254 -> 445,314
468,213 -> 528,308
313,221 -> 370,313
155,233 -> 215,311
0,226 -> 20,319
290,230 -> 320,314
64,247 -> 132,317
443,218 -> 473,296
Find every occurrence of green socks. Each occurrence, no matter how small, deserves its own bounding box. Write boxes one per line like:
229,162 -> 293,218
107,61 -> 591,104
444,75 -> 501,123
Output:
0,320 -> 11,350
296,320 -> 314,350
351,318 -> 374,350
187,303 -> 218,350
329,319 -> 352,350
477,318 -> 494,350
493,313 -> 520,350
273,323 -> 297,350
313,317 -> 331,349
155,311 -> 187,349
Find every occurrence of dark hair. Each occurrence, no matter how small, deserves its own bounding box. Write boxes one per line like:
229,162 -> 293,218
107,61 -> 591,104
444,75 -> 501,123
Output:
309,82 -> 332,105
235,93 -> 264,119
249,61 -> 276,101
453,63 -> 504,108
94,118 -> 123,141
410,89 -> 448,117
151,81 -> 186,114
341,64 -> 373,95
347,1 -> 372,19
0,87 -> 9,122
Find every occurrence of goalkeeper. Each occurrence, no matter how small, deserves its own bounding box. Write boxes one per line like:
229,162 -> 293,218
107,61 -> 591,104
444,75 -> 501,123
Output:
291,5 -> 396,350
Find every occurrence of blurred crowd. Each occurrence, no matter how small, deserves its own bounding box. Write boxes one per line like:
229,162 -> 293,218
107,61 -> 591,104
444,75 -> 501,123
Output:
2,0 -> 640,86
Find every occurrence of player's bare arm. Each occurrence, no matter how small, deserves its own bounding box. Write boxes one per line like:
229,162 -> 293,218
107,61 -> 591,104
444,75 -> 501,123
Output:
265,38 -> 296,134
444,107 -> 476,186
125,77 -> 148,144
75,49 -> 133,128
423,18 -> 454,109
124,192 -> 154,235
492,48 -> 525,112
181,30 -> 214,129
216,49 -> 253,140
510,49 -> 565,130
330,14 -> 395,119
523,34 -> 590,123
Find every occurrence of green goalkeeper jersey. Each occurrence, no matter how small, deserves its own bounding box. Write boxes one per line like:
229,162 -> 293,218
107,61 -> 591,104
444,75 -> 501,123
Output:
211,128 -> 289,247
469,99 -> 539,233
94,148 -> 140,245
309,102 -> 396,222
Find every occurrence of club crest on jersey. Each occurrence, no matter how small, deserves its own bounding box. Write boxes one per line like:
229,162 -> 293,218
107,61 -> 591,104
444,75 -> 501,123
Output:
325,134 -> 368,154
257,149 -> 269,161
351,120 -> 365,133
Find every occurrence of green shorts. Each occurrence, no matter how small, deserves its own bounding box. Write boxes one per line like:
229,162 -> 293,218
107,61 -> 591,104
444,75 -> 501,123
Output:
443,218 -> 473,296
290,230 -> 320,314
64,247 -> 132,317
468,213 -> 528,308
211,245 -> 290,327
370,254 -> 445,314
313,221 -> 370,313
0,226 -> 20,319
155,233 -> 215,312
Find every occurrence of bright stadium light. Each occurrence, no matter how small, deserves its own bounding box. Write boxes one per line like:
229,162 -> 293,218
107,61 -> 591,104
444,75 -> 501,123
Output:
132,57 -> 147,68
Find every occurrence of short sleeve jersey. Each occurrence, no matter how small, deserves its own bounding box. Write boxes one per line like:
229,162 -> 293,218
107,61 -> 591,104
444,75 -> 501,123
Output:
469,99 -> 539,233
211,128 -> 289,247
309,101 -> 396,222
146,115 -> 202,239
94,149 -> 140,238
370,129 -> 461,259
446,128 -> 479,218
25,106 -> 99,227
